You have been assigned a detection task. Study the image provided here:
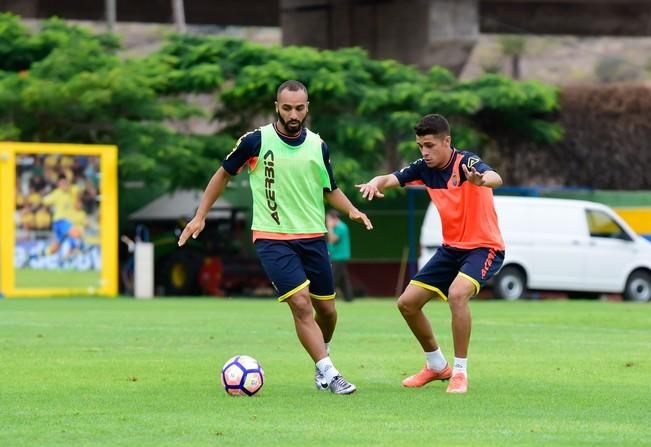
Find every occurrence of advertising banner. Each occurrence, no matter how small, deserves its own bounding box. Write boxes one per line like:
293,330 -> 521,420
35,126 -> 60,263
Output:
0,143 -> 117,297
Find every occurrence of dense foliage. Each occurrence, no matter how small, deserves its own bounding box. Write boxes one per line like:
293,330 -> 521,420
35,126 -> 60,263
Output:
0,14 -> 561,192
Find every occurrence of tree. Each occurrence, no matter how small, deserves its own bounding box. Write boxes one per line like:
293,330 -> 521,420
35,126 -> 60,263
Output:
498,35 -> 527,80
0,14 -> 562,195
0,14 -> 226,191
149,35 -> 560,189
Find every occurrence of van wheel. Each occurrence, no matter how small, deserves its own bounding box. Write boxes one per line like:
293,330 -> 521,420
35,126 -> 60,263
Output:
493,266 -> 526,301
623,270 -> 651,302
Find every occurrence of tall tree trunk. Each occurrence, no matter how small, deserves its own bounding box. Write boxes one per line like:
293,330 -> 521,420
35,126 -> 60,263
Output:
172,0 -> 187,33
105,0 -> 116,32
511,54 -> 521,80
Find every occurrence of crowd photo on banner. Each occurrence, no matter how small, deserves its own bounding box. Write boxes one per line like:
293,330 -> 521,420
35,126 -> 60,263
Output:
14,153 -> 102,286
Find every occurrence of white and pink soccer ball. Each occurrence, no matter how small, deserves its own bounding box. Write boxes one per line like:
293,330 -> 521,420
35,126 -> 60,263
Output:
221,355 -> 265,396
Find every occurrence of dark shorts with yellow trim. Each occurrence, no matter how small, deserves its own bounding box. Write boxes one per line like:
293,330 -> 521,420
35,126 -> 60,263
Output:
411,246 -> 505,300
254,237 -> 335,302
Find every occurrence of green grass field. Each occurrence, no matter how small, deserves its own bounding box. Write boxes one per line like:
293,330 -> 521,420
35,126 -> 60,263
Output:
15,269 -> 101,289
1,298 -> 650,447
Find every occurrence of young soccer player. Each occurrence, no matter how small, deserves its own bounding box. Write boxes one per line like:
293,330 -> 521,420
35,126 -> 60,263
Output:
178,80 -> 373,394
41,174 -> 79,257
356,114 -> 505,393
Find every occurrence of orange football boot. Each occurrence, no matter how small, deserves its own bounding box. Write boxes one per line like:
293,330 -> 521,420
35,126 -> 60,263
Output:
446,372 -> 468,393
402,364 -> 452,387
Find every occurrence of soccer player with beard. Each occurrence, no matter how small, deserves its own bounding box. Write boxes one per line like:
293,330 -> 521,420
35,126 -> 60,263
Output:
179,80 -> 372,394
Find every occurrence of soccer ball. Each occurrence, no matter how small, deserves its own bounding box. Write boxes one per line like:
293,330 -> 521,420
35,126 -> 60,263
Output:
221,355 -> 265,396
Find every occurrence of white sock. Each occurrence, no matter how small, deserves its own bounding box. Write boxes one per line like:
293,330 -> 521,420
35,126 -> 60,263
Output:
453,357 -> 468,376
425,348 -> 448,371
325,342 -> 331,355
316,356 -> 340,383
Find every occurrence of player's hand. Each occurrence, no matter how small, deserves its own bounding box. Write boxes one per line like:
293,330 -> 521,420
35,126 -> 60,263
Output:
348,208 -> 373,230
462,164 -> 487,186
355,182 -> 385,201
177,215 -> 206,246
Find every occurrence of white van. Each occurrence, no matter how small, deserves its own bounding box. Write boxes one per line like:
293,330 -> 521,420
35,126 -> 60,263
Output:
418,196 -> 651,302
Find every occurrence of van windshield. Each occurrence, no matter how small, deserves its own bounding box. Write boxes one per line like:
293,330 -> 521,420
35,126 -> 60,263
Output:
585,209 -> 632,241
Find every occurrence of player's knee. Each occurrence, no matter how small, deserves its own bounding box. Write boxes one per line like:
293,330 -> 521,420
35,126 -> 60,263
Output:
292,305 -> 313,322
447,290 -> 471,311
397,296 -> 416,316
287,291 -> 313,321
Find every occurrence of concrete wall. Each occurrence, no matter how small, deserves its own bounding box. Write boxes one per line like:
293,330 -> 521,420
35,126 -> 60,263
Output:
481,1 -> 651,35
3,0 -> 650,73
4,0 -> 649,34
281,0 -> 478,74
0,0 -> 279,26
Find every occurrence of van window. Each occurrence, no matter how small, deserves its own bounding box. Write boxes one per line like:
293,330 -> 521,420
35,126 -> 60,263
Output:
585,209 -> 632,241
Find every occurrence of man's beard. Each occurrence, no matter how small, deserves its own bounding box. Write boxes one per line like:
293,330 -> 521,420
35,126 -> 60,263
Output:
277,113 -> 305,135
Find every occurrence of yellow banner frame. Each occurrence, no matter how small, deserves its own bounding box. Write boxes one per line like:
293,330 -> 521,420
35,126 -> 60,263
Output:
0,143 -> 118,298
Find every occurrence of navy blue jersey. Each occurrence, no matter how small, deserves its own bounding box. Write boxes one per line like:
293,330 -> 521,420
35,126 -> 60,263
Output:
222,124 -> 337,191
393,149 -> 492,189
393,149 -> 505,250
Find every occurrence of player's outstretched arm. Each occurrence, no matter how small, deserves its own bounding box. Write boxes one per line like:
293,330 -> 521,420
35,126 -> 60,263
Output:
356,174 -> 400,201
462,165 -> 503,188
325,189 -> 373,230
178,167 -> 232,246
